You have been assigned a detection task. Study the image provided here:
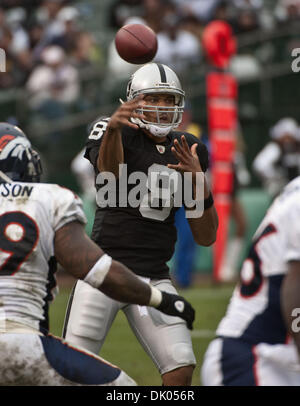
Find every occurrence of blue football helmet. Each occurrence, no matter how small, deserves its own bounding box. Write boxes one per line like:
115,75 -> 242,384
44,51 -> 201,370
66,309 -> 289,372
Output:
0,122 -> 42,183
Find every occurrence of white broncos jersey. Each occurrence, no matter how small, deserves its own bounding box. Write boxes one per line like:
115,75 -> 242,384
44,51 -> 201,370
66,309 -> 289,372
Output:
0,182 -> 86,332
217,176 -> 300,344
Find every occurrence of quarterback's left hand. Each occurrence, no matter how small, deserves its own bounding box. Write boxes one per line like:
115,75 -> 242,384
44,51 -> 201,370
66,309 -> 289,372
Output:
156,291 -> 195,330
168,135 -> 202,179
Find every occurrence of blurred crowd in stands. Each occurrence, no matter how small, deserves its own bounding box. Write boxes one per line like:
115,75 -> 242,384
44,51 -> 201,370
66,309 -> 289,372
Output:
109,0 -> 300,33
0,0 -> 105,131
0,0 -> 298,129
0,0 -> 102,90
107,0 -> 300,73
0,0 -> 299,164
0,0 -> 299,90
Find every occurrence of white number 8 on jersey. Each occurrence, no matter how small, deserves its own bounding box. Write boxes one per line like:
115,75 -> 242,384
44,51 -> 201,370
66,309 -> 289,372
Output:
139,164 -> 180,222
89,118 -> 109,140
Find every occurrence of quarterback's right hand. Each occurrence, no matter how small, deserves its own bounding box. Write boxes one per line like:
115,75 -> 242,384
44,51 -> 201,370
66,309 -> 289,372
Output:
154,291 -> 195,330
108,95 -> 145,131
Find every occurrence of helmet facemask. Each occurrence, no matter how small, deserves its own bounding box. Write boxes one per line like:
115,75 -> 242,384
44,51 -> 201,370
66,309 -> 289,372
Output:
126,63 -> 185,138
23,148 -> 43,182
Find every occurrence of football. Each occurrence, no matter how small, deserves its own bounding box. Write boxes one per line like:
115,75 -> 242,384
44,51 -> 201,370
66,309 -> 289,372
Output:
115,23 -> 158,64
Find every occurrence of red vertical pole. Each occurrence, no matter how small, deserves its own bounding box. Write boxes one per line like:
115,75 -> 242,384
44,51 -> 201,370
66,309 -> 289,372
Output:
201,20 -> 238,282
206,72 -> 238,282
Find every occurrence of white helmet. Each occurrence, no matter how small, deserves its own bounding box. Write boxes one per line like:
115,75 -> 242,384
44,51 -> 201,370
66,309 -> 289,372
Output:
270,117 -> 300,141
126,63 -> 185,137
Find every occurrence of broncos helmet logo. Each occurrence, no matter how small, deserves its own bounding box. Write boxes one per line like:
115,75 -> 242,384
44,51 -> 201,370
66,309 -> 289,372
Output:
0,123 -> 42,183
0,135 -> 16,152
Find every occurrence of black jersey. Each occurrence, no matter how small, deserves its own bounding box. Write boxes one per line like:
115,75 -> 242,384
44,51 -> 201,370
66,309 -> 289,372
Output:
85,117 -> 209,279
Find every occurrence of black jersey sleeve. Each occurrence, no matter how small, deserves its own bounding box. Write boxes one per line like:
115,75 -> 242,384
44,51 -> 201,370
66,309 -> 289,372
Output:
196,140 -> 209,173
84,117 -> 110,167
84,118 -> 136,169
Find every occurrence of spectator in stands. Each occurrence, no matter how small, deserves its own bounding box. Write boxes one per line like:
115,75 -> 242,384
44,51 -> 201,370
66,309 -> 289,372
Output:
68,31 -> 100,70
142,0 -> 167,33
231,9 -> 260,34
26,45 -> 79,132
5,7 -> 33,80
32,2 -> 79,58
154,2 -> 202,75
0,14 -> 25,88
6,7 -> 30,56
0,9 -> 12,88
275,0 -> 300,24
212,0 -> 233,22
28,20 -> 46,63
214,0 -> 274,31
177,14 -> 204,45
109,0 -> 143,30
231,0 -> 263,10
50,5 -> 80,51
253,117 -> 300,198
35,0 -> 66,37
1,1 -> 41,9
173,0 -> 222,23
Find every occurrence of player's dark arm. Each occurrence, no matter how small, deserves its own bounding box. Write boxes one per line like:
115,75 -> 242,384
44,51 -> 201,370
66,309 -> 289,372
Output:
54,221 -> 195,329
281,260 -> 300,358
54,221 -> 151,304
168,136 -> 218,246
97,96 -> 145,177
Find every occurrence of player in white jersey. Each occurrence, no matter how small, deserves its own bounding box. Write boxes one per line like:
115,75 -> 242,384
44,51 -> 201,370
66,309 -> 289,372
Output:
0,122 -> 195,386
201,176 -> 300,385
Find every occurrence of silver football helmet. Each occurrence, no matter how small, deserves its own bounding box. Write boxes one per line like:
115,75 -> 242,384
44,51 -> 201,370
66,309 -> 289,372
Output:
126,63 -> 185,137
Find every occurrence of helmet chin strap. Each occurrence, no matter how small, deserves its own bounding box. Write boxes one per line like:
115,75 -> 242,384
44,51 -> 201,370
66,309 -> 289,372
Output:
131,117 -> 173,138
148,124 -> 173,138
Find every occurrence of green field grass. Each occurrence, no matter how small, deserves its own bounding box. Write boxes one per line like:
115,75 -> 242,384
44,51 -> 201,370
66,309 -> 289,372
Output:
49,279 -> 234,386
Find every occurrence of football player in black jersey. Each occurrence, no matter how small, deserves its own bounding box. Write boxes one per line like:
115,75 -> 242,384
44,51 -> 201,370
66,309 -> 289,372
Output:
63,63 -> 218,385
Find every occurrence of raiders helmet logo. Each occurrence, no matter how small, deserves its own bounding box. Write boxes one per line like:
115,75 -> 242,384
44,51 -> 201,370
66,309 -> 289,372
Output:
156,145 -> 165,154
